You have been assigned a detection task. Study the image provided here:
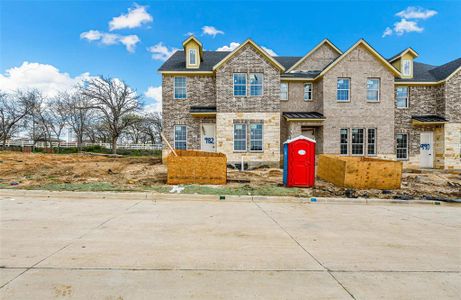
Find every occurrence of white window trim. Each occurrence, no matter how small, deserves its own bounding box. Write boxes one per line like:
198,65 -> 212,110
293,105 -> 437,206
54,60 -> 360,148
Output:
233,123 -> 247,152
280,82 -> 288,101
402,59 -> 412,77
189,49 -> 197,66
340,128 -> 349,156
367,78 -> 380,102
249,123 -> 264,152
249,73 -> 264,97
303,83 -> 313,101
337,78 -> 351,102
173,125 -> 187,150
233,73 -> 247,97
396,133 -> 409,161
351,128 -> 365,156
173,76 -> 187,100
367,128 -> 377,156
396,86 -> 409,109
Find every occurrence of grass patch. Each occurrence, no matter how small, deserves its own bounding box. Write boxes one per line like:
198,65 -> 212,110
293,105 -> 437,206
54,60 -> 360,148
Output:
23,182 -> 131,192
147,184 -> 309,197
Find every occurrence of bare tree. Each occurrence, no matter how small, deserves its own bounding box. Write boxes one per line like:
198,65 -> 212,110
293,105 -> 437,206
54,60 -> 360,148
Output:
0,90 -> 39,148
61,91 -> 94,151
80,76 -> 141,153
45,97 -> 70,151
141,112 -> 163,144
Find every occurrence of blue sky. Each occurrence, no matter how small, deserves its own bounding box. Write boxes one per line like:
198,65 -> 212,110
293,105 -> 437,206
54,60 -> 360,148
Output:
1,0 -> 460,111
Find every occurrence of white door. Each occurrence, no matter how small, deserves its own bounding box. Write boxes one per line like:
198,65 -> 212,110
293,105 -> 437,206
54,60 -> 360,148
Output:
420,131 -> 434,168
301,128 -> 315,141
201,123 -> 216,152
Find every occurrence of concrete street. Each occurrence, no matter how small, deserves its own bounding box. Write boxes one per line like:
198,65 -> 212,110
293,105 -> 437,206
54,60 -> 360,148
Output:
0,192 -> 460,299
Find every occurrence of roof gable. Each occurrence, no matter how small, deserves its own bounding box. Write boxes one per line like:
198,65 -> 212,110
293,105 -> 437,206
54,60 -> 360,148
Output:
317,39 -> 401,78
212,39 -> 285,71
287,39 -> 342,72
388,47 -> 419,63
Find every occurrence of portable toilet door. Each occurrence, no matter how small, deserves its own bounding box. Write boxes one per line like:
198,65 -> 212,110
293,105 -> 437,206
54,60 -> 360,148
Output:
285,135 -> 316,187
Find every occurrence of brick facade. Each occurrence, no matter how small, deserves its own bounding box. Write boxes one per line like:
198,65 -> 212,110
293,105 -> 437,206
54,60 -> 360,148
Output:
161,39 -> 461,169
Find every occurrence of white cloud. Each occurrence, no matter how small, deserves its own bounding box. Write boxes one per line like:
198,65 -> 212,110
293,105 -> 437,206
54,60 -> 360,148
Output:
216,42 -> 240,51
202,26 -> 224,37
147,43 -> 178,61
262,46 -> 277,56
0,62 -> 90,97
216,42 -> 277,56
382,27 -> 393,37
396,6 -> 437,20
109,4 -> 153,31
80,30 -> 140,53
394,19 -> 424,35
383,6 -> 437,38
144,86 -> 162,112
120,35 -> 141,52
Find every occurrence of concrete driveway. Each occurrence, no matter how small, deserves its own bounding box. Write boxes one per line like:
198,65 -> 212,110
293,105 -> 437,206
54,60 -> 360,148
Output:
0,192 -> 460,299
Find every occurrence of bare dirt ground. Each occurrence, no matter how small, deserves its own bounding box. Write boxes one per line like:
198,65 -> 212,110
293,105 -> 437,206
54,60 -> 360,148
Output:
0,152 -> 460,199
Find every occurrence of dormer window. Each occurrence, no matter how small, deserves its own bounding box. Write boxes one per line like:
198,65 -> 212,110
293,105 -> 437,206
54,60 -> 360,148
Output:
189,49 -> 197,65
402,59 -> 412,76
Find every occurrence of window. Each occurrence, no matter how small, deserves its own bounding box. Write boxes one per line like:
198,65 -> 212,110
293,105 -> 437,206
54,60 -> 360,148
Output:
367,128 -> 377,156
367,78 -> 380,102
250,73 -> 263,96
174,125 -> 187,150
280,83 -> 288,100
337,78 -> 350,101
233,124 -> 247,151
304,83 -> 313,101
250,123 -> 263,151
351,128 -> 364,155
402,59 -> 412,76
233,73 -> 247,96
340,128 -> 349,155
396,86 -> 409,108
174,77 -> 187,99
189,49 -> 196,65
396,133 -> 408,160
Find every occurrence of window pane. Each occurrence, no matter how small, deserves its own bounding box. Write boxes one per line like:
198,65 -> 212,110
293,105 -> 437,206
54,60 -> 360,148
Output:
396,133 -> 408,159
351,128 -> 364,155
174,77 -> 186,99
337,78 -> 350,101
367,79 -> 380,101
189,49 -> 196,65
304,83 -> 312,101
340,128 -> 348,155
367,128 -> 376,155
234,124 -> 247,151
280,83 -> 288,100
250,123 -> 263,151
174,125 -> 187,150
250,73 -> 263,96
396,87 -> 408,108
233,74 -> 246,96
403,60 -> 411,76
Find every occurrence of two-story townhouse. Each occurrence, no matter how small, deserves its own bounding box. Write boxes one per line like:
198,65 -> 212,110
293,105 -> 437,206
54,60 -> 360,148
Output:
159,36 -> 461,170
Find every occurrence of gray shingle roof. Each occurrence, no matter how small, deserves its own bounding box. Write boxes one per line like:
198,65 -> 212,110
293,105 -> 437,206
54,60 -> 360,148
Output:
158,51 -> 302,72
395,58 -> 461,82
159,50 -> 461,83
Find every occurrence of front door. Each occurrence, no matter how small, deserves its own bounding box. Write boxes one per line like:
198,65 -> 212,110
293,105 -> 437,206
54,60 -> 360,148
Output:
201,123 -> 216,152
420,131 -> 434,168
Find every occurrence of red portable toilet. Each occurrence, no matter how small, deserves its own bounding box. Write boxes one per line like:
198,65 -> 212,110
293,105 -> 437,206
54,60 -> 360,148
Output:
283,135 -> 316,187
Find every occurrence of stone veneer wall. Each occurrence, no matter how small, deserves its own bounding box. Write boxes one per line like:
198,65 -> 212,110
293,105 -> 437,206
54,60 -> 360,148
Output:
216,112 -> 280,167
162,75 -> 216,157
292,43 -> 340,71
443,123 -> 461,169
321,44 -> 395,156
215,44 -> 280,113
444,70 -> 461,122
